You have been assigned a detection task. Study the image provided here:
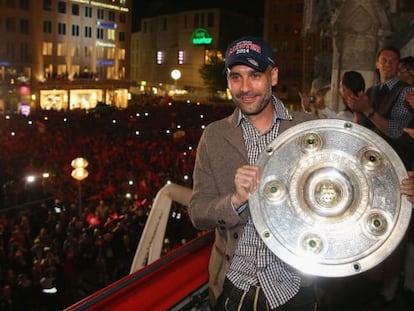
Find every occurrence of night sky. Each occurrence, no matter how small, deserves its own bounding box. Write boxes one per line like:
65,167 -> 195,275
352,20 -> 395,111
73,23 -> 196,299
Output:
131,0 -> 264,32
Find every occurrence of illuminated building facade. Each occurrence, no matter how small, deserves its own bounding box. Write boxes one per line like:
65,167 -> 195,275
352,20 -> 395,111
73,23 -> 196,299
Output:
0,0 -> 131,112
130,8 -> 262,99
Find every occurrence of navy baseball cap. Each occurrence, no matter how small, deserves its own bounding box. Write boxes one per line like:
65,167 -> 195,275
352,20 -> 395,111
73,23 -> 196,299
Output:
224,36 -> 276,72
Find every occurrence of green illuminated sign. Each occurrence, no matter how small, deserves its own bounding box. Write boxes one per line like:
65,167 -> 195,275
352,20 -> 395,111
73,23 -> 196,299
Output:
191,28 -> 213,45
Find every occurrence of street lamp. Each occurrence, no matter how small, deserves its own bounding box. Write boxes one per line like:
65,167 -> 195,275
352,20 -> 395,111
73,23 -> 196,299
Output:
171,69 -> 181,93
71,157 -> 89,218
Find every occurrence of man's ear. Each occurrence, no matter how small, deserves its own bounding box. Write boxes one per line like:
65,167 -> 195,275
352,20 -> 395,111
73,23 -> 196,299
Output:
271,67 -> 279,86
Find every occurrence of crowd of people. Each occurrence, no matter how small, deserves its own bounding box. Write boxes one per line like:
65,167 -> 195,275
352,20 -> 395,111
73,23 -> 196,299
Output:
0,96 -> 233,310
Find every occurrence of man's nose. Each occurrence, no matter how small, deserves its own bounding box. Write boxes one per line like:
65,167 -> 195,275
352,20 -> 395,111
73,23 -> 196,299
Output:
240,78 -> 251,92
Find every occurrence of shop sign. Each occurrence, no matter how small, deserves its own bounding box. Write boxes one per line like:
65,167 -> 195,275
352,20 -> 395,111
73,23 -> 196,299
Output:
191,28 -> 213,45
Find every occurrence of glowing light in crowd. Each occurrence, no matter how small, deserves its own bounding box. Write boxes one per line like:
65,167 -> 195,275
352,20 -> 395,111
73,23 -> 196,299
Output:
42,287 -> 57,294
26,175 -> 36,183
71,169 -> 89,180
71,159 -> 88,182
71,157 -> 89,217
86,214 -> 100,227
71,157 -> 89,169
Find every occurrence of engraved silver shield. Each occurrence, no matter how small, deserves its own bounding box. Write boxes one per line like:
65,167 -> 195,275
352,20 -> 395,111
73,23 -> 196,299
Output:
249,119 -> 411,277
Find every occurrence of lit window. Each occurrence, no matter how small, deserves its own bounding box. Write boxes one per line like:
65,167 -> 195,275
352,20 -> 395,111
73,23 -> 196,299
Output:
42,42 -> 53,55
178,50 -> 184,64
107,29 -> 115,40
119,49 -> 125,60
57,64 -> 67,76
107,48 -> 115,59
107,66 -> 115,79
156,51 -> 164,65
57,43 -> 66,56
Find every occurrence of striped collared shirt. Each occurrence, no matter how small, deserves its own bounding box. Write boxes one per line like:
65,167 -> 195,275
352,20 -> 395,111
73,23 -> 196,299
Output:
376,77 -> 413,138
226,96 -> 301,309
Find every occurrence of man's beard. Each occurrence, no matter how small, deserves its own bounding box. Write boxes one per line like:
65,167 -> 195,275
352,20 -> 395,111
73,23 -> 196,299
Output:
235,92 -> 272,116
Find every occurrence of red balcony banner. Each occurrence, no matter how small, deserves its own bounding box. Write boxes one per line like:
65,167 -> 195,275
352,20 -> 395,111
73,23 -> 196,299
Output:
65,232 -> 213,311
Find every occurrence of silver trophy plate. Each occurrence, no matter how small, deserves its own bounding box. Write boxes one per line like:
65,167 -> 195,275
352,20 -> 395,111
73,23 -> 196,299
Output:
249,119 -> 411,277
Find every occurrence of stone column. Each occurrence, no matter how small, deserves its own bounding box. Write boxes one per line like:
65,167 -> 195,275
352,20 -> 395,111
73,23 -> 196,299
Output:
327,0 -> 392,110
